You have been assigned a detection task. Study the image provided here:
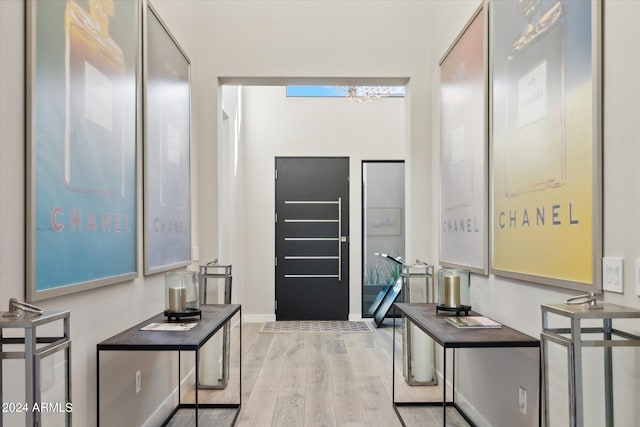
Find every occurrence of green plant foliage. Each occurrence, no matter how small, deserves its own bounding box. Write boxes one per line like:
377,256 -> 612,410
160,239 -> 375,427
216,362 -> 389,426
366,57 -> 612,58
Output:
385,261 -> 402,286
364,263 -> 381,284
364,253 -> 404,285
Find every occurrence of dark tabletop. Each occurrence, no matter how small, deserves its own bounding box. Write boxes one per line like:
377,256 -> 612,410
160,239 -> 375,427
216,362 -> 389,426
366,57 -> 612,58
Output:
97,304 -> 240,351
394,303 -> 539,348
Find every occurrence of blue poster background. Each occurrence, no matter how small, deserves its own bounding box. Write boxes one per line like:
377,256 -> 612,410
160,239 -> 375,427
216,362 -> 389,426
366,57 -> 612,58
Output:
32,0 -> 138,294
144,7 -> 191,274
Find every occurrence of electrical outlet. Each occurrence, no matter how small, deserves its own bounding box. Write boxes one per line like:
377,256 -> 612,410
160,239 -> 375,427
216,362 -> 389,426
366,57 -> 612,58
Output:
518,386 -> 527,415
602,257 -> 624,293
135,370 -> 141,394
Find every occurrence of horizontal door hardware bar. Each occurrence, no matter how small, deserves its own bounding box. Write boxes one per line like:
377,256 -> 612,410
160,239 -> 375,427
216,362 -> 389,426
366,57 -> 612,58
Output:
284,219 -> 339,223
285,200 -> 339,205
285,237 -> 339,241
282,197 -> 343,282
284,275 -> 340,278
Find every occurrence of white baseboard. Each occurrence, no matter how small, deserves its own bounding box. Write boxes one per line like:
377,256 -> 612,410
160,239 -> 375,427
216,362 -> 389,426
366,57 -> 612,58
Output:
142,392 -> 175,427
434,369 -> 492,427
142,368 -> 195,427
243,314 -> 276,323
453,392 -> 492,427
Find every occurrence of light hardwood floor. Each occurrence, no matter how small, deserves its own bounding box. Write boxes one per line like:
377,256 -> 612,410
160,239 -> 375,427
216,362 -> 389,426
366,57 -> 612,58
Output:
172,318 -> 471,427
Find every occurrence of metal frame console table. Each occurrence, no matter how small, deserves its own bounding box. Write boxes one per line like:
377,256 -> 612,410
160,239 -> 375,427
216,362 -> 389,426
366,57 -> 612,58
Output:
0,310 -> 71,427
393,303 -> 539,427
541,302 -> 640,427
96,304 -> 241,426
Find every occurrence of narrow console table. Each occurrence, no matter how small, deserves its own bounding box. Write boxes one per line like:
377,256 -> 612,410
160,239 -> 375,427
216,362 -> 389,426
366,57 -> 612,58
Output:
96,304 -> 241,426
392,303 -> 539,427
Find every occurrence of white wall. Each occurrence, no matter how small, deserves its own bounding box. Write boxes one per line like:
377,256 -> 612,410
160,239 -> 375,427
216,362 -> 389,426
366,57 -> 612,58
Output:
428,1 -> 640,426
240,86 -> 405,321
217,85 -> 245,306
0,2 -> 28,421
153,0 -> 433,320
1,1 -> 424,425
0,1 -> 200,425
2,0 -> 639,425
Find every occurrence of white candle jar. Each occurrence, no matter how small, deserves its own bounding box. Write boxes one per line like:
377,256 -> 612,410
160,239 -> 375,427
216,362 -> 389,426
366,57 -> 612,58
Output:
165,271 -> 200,318
437,268 -> 470,314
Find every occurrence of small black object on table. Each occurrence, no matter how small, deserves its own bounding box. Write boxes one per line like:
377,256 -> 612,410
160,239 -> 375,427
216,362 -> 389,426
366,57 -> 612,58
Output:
435,304 -> 472,316
164,308 -> 202,322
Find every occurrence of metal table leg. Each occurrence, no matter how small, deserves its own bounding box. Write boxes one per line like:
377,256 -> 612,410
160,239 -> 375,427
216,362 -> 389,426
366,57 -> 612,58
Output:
603,318 -> 613,427
195,349 -> 199,427
570,318 -> 583,427
443,346 -> 447,426
25,326 -> 35,427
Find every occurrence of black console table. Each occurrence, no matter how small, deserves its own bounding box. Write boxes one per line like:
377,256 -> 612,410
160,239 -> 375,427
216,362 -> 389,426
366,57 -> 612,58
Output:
97,304 -> 241,426
392,303 -> 539,426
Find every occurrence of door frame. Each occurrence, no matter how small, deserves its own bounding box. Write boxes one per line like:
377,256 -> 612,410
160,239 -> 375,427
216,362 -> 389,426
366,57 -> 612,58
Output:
361,159 -> 405,318
274,156 -> 350,320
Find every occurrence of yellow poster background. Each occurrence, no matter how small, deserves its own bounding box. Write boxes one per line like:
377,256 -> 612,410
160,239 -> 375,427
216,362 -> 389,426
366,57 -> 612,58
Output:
493,83 -> 593,285
490,1 -> 600,288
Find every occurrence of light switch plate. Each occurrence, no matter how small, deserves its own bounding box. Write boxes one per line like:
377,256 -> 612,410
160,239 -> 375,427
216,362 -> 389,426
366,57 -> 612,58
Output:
635,258 -> 640,296
602,257 -> 623,293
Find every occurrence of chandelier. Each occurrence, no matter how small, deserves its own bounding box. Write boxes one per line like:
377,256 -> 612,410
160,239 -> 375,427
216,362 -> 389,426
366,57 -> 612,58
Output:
344,86 -> 393,103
